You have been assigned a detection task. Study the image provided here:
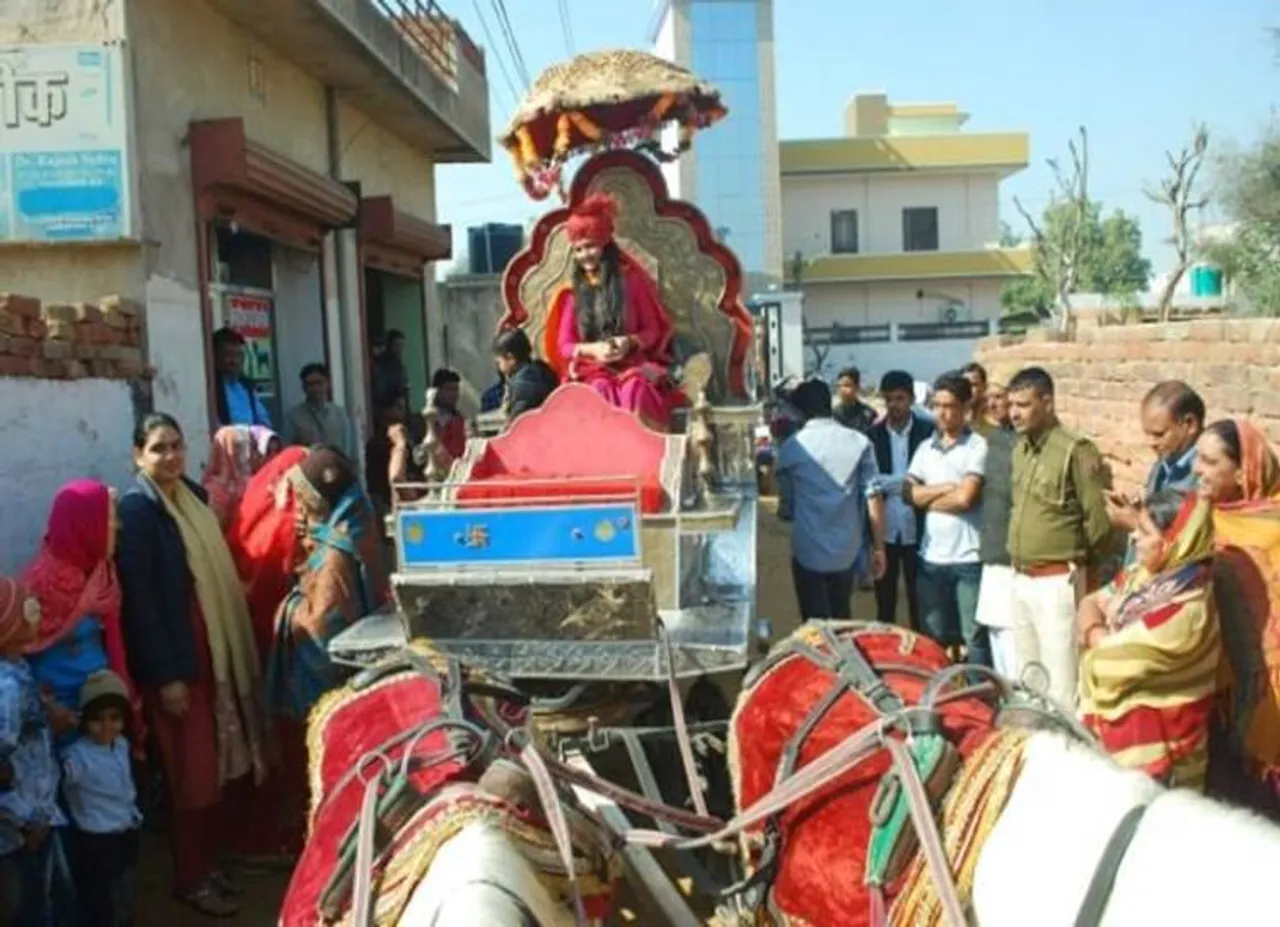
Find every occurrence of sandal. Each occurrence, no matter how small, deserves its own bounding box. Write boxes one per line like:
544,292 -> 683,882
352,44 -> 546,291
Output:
177,884 -> 240,918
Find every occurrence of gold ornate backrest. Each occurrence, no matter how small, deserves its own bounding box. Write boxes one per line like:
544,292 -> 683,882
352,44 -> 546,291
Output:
504,151 -> 752,401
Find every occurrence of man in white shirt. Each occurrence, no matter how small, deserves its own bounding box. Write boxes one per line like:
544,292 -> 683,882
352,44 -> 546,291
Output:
905,371 -> 990,666
868,370 -> 935,629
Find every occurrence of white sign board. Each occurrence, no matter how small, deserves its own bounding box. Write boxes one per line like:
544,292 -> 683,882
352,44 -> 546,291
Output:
0,43 -> 133,242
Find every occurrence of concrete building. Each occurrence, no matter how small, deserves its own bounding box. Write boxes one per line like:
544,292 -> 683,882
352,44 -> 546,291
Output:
0,0 -> 487,571
782,93 -> 1031,382
651,0 -> 782,288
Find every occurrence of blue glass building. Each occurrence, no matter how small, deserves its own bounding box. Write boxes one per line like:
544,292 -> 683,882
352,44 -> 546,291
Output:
652,0 -> 780,285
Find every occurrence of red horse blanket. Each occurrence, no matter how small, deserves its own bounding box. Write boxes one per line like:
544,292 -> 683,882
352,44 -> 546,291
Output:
729,623 -> 999,926
279,646 -> 617,925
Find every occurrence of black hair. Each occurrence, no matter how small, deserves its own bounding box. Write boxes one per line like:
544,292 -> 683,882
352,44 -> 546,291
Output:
1144,380 -> 1206,428
133,411 -> 183,449
1143,488 -> 1189,534
961,362 -> 988,384
836,366 -> 861,385
300,362 -> 329,382
492,327 -> 533,364
791,378 -> 833,419
571,240 -> 626,341
932,371 -> 973,405
385,329 -> 405,343
1204,419 -> 1242,467
431,368 -> 461,389
81,693 -> 132,730
212,326 -> 244,349
1008,366 -> 1055,397
879,370 -> 914,395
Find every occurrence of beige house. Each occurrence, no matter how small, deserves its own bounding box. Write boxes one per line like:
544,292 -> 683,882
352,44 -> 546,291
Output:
781,93 -> 1031,381
0,0 -> 488,570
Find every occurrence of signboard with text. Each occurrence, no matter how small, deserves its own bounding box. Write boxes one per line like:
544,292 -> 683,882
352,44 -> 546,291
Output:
0,44 -> 133,242
217,287 -> 277,399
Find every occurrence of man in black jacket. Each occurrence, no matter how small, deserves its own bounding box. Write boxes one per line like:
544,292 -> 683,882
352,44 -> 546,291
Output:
493,327 -> 558,420
867,369 -> 934,629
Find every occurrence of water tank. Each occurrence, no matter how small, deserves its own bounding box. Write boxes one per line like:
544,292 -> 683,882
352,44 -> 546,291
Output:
1190,264 -> 1224,298
467,224 -> 524,275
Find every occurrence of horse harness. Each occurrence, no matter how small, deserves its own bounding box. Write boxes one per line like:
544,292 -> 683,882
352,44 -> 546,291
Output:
318,632 -> 1151,927
736,621 -> 1147,927
316,649 -> 616,926
740,622 -> 970,925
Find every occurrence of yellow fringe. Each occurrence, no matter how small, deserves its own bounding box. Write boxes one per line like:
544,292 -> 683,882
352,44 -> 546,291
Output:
650,92 -> 677,122
569,110 -> 602,142
890,729 -> 1030,926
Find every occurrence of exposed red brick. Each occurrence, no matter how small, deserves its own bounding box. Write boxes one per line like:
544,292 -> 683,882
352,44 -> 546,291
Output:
40,341 -> 71,361
977,318 -> 1280,492
8,337 -> 38,358
0,294 -> 40,318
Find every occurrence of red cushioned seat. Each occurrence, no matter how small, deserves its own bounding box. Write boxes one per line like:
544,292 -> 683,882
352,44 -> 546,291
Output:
453,384 -> 676,516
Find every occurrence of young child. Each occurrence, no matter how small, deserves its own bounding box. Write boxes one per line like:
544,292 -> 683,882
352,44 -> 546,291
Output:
61,669 -> 141,926
0,576 -> 67,925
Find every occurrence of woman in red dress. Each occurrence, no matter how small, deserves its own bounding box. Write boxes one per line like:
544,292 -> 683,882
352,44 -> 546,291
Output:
552,193 -> 677,430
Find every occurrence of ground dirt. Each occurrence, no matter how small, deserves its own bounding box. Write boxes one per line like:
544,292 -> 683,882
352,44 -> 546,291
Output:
135,499 -> 891,924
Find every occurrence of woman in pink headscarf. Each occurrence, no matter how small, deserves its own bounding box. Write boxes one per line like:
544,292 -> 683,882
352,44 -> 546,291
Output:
549,192 -> 678,430
203,425 -> 281,527
22,480 -> 141,745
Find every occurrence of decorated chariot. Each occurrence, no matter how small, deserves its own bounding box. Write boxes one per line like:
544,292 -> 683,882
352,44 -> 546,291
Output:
299,49 -> 768,925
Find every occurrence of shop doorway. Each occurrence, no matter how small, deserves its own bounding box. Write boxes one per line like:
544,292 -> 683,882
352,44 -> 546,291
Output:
210,223 -> 327,429
365,267 -> 427,411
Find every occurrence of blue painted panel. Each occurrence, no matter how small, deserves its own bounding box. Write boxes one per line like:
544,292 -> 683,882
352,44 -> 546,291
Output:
397,503 -> 641,568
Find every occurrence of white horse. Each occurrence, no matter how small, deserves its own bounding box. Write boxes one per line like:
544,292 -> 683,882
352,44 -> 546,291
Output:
400,821 -> 582,926
391,727 -> 1280,926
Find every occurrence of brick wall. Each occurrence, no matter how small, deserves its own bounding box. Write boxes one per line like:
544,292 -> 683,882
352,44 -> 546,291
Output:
0,293 -> 144,381
975,318 -> 1280,493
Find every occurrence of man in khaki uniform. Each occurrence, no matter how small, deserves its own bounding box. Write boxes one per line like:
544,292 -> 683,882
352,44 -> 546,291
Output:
1006,366 -> 1112,709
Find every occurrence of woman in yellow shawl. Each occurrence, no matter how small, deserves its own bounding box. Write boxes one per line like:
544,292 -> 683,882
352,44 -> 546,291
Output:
1077,490 -> 1219,790
1194,418 -> 1280,811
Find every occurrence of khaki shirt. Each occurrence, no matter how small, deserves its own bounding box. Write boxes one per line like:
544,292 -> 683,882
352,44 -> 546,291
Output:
1008,422 -> 1111,566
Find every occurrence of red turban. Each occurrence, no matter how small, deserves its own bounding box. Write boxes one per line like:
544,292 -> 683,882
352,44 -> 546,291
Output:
565,193 -> 618,246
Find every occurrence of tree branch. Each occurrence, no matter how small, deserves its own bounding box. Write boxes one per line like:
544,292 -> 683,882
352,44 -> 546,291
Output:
1148,125 -> 1211,321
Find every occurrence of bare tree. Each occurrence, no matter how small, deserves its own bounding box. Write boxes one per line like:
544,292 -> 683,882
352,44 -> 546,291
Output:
1014,126 -> 1091,332
1145,126 -> 1210,322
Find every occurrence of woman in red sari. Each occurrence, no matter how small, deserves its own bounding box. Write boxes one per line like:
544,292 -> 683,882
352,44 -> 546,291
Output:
223,445 -> 390,861
23,480 -> 143,747
552,193 -> 677,429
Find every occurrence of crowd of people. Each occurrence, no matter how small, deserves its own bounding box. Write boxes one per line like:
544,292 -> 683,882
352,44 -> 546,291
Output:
0,413 -> 398,922
777,361 -> 1280,802
0,309 -> 577,924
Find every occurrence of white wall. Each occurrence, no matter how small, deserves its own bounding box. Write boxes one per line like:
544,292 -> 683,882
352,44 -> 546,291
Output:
0,378 -> 136,574
272,246 -> 326,414
810,338 -> 985,386
782,172 -> 1001,258
803,278 -> 1004,327
146,275 -> 213,474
